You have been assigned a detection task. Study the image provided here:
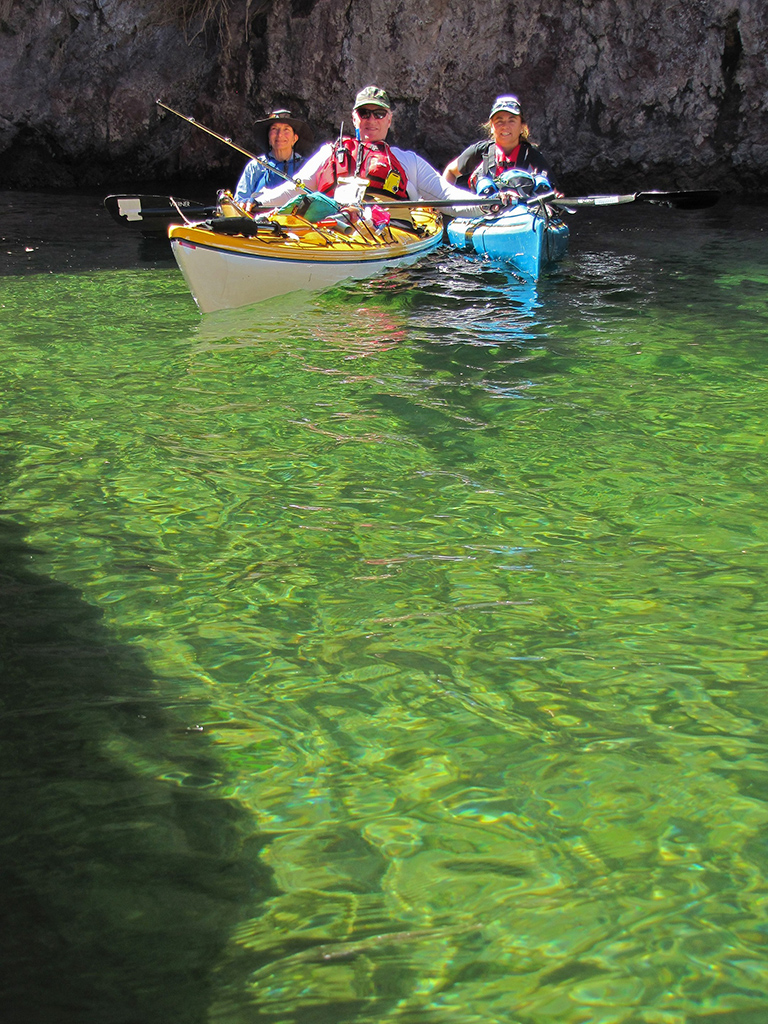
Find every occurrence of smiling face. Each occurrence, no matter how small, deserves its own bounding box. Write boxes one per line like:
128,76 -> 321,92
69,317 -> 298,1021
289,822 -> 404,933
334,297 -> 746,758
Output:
352,105 -> 392,144
490,111 -> 523,153
268,121 -> 299,160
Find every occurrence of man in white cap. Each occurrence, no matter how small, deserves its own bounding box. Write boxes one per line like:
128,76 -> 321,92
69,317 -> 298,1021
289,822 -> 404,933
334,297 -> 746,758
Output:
256,86 -> 485,217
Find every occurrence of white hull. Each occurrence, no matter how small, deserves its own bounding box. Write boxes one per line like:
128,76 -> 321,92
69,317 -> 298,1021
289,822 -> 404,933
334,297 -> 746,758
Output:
169,215 -> 443,313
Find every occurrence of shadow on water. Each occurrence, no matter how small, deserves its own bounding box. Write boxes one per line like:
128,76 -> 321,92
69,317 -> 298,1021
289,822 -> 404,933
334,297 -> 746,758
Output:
0,495 -> 276,1023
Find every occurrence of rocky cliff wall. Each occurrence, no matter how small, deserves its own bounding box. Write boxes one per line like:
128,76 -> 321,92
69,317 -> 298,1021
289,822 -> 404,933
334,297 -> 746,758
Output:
0,0 -> 766,191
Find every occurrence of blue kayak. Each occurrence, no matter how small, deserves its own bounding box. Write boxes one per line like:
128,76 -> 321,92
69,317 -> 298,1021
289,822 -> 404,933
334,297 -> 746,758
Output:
445,172 -> 569,280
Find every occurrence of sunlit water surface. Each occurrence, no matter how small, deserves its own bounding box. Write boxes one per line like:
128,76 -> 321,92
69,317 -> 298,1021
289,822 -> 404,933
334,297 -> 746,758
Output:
2,191 -> 768,1024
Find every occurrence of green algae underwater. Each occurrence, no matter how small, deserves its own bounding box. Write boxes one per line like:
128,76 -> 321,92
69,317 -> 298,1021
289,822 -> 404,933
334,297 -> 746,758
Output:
1,191 -> 768,1023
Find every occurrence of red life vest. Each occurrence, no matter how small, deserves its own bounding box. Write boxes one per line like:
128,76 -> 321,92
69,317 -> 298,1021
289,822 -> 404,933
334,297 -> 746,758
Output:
469,144 -> 524,189
314,138 -> 411,199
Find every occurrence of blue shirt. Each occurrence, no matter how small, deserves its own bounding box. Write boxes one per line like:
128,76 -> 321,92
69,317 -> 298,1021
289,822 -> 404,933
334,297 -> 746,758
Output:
234,153 -> 306,204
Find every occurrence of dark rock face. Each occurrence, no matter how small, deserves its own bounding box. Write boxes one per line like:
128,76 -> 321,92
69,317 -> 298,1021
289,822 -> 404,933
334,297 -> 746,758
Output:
0,0 -> 219,187
0,0 -> 766,191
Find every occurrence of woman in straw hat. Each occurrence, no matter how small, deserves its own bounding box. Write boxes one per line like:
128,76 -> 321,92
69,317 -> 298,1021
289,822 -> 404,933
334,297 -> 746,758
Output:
234,110 -> 314,209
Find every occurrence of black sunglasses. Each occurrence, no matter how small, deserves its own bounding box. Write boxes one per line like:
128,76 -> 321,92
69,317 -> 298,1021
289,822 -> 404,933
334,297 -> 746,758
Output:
356,108 -> 388,120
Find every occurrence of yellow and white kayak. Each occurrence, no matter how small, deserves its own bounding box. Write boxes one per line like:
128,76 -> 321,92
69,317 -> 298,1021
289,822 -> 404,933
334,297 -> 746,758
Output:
168,204 -> 444,313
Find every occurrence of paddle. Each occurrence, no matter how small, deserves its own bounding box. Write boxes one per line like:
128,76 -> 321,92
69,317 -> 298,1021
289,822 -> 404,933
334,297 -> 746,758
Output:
548,189 -> 721,210
104,194 -> 217,234
370,189 -> 721,212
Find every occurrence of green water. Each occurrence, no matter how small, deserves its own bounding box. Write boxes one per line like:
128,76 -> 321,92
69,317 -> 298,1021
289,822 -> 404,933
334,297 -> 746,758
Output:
2,192 -> 768,1023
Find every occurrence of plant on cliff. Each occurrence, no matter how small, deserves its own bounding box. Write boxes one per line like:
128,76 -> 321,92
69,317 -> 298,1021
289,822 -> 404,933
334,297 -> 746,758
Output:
161,0 -> 271,45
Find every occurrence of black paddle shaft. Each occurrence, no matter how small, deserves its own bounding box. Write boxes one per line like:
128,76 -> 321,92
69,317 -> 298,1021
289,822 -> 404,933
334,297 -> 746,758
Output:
104,194 -> 217,235
373,189 -> 721,212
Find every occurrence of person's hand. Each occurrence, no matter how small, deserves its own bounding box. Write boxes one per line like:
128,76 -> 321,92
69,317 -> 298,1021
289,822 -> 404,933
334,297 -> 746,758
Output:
243,200 -> 270,215
497,189 -> 521,207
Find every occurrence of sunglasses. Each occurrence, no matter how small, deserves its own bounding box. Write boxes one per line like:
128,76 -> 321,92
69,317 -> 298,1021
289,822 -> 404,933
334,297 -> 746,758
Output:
356,108 -> 388,120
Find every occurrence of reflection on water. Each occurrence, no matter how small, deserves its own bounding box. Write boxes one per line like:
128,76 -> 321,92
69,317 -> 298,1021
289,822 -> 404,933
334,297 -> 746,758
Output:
1,190 -> 768,1023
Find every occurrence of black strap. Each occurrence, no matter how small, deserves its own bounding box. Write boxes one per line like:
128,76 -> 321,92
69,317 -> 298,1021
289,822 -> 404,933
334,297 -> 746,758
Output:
354,139 -> 366,178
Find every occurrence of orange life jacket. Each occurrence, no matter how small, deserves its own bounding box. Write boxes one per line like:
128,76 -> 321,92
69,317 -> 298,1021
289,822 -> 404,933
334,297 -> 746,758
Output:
314,138 -> 411,199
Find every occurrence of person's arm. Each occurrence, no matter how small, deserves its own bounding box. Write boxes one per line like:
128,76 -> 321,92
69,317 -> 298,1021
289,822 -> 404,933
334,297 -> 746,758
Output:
254,179 -> 300,208
256,144 -> 331,208
443,142 -> 483,187
234,160 -> 265,204
443,157 -> 461,184
394,149 -> 486,218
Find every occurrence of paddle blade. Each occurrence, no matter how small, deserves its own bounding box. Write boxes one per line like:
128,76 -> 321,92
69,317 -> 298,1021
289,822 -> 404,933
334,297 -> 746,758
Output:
104,194 -> 216,235
550,194 -> 637,208
635,189 -> 721,209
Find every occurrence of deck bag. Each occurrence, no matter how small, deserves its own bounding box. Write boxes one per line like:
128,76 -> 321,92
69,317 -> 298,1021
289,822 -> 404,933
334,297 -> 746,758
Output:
278,191 -> 341,223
